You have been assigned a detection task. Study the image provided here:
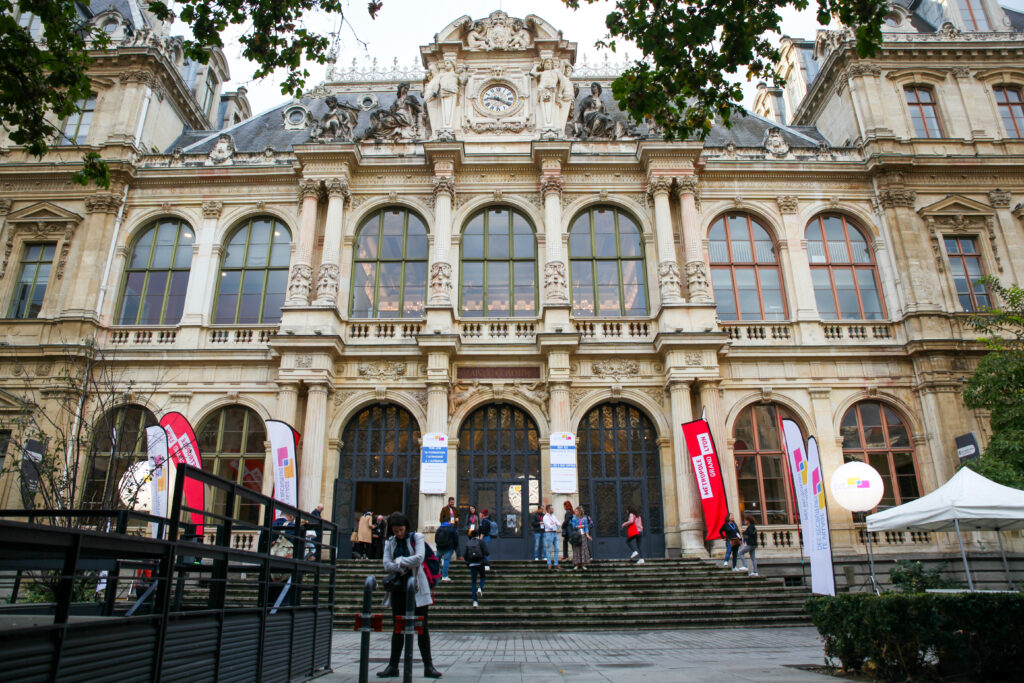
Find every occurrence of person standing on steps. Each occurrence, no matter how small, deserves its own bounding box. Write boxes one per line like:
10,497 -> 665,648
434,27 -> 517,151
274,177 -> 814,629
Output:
357,509 -> 374,560
464,529 -> 489,608
531,504 -> 545,561
560,500 -> 574,561
479,509 -> 496,563
466,505 -> 479,539
571,505 -> 592,570
377,512 -> 442,679
720,514 -> 741,569
435,518 -> 458,583
440,497 -> 460,526
734,514 -> 759,577
622,505 -> 645,565
372,514 -> 386,560
541,504 -> 561,570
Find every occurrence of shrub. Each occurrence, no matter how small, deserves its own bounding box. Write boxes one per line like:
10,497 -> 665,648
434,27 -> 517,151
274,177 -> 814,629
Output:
888,559 -> 957,593
806,593 -> 1024,681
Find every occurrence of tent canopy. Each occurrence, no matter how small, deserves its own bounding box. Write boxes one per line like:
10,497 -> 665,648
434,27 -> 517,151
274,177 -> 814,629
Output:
866,467 -> 1024,532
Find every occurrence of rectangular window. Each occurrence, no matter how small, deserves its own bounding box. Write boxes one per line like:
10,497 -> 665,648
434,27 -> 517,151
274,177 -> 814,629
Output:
905,87 -> 943,138
957,0 -> 990,31
995,86 -> 1024,139
18,12 -> 43,40
61,96 -> 97,145
8,243 -> 56,319
944,236 -> 990,312
201,78 -> 217,118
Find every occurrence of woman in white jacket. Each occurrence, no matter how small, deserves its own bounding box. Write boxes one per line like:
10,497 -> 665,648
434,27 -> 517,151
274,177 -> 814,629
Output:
377,512 -> 442,679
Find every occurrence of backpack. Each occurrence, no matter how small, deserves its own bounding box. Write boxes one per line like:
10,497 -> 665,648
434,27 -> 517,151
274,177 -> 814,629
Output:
422,541 -> 442,588
435,525 -> 454,550
485,518 -> 498,538
465,539 -> 484,564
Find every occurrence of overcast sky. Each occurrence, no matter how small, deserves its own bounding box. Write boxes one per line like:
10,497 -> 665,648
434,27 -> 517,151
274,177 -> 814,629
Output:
194,0 -> 1024,118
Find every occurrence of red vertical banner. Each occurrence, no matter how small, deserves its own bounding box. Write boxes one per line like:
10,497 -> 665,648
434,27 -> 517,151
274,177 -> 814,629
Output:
159,412 -> 205,535
680,418 -> 730,541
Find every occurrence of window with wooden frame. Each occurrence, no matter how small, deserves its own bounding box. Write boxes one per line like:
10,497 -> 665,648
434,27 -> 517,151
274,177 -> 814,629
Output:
460,206 -> 536,318
568,205 -> 648,317
7,243 -> 55,319
60,96 -> 97,146
117,219 -> 194,325
840,401 -> 920,514
957,0 -> 990,31
82,405 -> 159,509
994,86 -> 1024,139
196,406 -> 267,525
732,403 -> 797,525
943,236 -> 991,312
805,214 -> 885,320
904,86 -> 943,138
708,213 -> 787,321
350,208 -> 428,318
213,217 -> 291,324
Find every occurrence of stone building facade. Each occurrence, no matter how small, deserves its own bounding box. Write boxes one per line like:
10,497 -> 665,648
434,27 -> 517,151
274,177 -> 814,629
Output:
2,2 -> 1024,561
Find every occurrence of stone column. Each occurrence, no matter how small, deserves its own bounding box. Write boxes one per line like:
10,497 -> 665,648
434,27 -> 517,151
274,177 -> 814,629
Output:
674,175 -> 710,302
988,190 -> 1022,283
286,178 -> 322,306
698,380 -> 738,516
541,175 -> 569,306
62,191 -> 123,316
648,175 -> 683,304
299,382 -> 329,511
874,177 -> 940,313
667,378 -> 706,555
775,196 -> 816,321
180,200 -> 223,325
314,177 -> 348,307
264,382 -> 300,498
429,175 -> 455,306
807,387 -> 855,550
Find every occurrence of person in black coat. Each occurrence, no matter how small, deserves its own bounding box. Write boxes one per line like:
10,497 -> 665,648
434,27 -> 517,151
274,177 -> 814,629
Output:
719,514 -> 741,569
735,515 -> 759,577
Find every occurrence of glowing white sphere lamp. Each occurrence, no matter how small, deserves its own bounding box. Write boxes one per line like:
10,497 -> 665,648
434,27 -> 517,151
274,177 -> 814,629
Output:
830,460 -> 885,593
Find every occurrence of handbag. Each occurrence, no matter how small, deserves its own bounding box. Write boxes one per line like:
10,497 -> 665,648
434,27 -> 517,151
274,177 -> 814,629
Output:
382,571 -> 411,593
568,528 -> 583,546
729,537 -> 741,548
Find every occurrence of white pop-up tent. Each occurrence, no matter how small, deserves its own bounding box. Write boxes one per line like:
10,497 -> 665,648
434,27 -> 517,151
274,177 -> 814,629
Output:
866,467 -> 1024,590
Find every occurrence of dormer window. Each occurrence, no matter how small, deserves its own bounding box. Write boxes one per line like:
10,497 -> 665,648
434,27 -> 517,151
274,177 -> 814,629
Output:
18,12 -> 42,40
957,0 -> 990,31
201,77 -> 217,118
101,20 -> 119,34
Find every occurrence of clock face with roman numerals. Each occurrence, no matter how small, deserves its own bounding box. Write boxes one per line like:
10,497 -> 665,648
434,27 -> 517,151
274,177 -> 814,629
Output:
481,85 -> 515,113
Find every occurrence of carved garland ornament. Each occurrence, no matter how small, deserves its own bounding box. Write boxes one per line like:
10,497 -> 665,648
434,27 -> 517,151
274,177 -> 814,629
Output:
776,195 -> 799,214
591,359 -> 640,380
358,361 -> 406,380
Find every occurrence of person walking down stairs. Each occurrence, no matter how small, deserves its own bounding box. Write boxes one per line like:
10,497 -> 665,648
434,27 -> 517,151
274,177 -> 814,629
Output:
735,515 -> 759,577
531,504 -> 545,561
541,504 -> 561,570
464,529 -> 489,608
720,514 -> 741,569
622,505 -> 645,565
570,506 -> 592,570
435,519 -> 459,583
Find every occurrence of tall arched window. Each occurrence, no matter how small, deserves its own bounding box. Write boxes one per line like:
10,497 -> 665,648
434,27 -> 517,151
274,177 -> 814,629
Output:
732,403 -> 796,525
117,218 -> 194,325
213,217 -> 291,324
840,401 -> 919,511
709,214 -> 787,321
350,208 -> 428,318
196,406 -> 267,524
82,405 -> 158,509
805,214 -> 885,320
569,205 -> 648,316
460,206 -> 536,317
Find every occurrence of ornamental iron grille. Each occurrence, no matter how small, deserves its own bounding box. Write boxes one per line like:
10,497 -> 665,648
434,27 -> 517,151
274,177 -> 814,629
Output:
334,404 -> 421,556
576,403 -> 664,559
457,404 -> 541,559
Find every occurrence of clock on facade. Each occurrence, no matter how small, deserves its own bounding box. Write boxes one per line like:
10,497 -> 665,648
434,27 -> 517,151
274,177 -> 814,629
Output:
481,85 -> 516,113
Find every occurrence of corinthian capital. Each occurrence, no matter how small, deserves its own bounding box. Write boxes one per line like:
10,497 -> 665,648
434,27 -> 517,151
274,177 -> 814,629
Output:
201,200 -> 223,218
432,176 -> 456,200
673,175 -> 699,195
540,175 -> 564,198
298,178 -> 322,202
646,175 -> 673,197
84,193 -> 123,215
325,177 -> 350,199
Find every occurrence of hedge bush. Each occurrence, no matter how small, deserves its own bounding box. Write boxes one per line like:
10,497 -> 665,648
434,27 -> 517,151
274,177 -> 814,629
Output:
806,592 -> 1024,682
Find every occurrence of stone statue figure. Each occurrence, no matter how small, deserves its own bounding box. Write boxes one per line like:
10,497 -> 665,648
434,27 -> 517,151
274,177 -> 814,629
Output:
311,95 -> 360,142
509,18 -> 533,48
424,60 -> 468,134
362,82 -> 423,141
465,20 -> 489,49
448,379 -> 480,415
576,82 -> 624,140
462,11 -> 531,50
530,58 -> 574,134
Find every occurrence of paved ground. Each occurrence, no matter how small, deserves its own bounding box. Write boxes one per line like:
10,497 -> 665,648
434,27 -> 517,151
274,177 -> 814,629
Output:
322,627 -> 831,682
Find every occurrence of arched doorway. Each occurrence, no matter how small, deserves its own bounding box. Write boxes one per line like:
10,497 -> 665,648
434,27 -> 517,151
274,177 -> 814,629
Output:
457,404 -> 541,559
334,403 -> 421,558
577,403 -> 664,559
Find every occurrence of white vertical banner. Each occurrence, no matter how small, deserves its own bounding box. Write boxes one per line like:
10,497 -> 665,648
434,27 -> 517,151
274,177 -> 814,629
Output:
420,433 -> 448,494
805,436 -> 836,595
550,432 -> 578,494
781,419 -> 811,531
267,420 -> 300,512
146,425 -> 170,539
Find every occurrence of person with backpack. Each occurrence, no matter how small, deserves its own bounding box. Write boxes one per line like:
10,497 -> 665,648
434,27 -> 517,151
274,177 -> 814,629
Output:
479,509 -> 496,561
377,511 -> 442,679
570,506 -> 593,570
734,514 -> 759,577
719,514 -> 741,569
622,505 -> 645,565
464,529 -> 489,608
434,519 -> 458,582
530,504 -> 545,561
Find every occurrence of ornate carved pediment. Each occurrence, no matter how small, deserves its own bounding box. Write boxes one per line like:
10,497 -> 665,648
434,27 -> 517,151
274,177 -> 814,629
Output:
917,194 -> 995,217
1,202 -> 83,280
918,195 -> 1002,274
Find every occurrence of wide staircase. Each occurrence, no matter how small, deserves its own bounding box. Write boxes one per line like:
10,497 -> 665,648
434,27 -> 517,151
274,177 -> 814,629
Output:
333,558 -> 812,631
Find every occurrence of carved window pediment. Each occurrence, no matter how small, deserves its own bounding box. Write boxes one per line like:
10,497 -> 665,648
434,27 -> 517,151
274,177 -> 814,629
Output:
1,202 -> 83,280
919,195 -> 1003,274
916,194 -> 995,217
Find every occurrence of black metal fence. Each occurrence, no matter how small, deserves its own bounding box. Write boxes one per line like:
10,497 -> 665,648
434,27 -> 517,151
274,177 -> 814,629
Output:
0,464 -> 337,682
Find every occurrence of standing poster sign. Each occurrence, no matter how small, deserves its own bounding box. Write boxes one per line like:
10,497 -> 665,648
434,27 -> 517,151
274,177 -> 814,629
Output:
159,412 -> 204,534
420,433 -> 448,494
20,439 -> 44,507
549,432 -> 577,494
267,420 -> 300,513
680,418 -> 729,540
146,425 -> 170,538
780,418 -> 835,595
